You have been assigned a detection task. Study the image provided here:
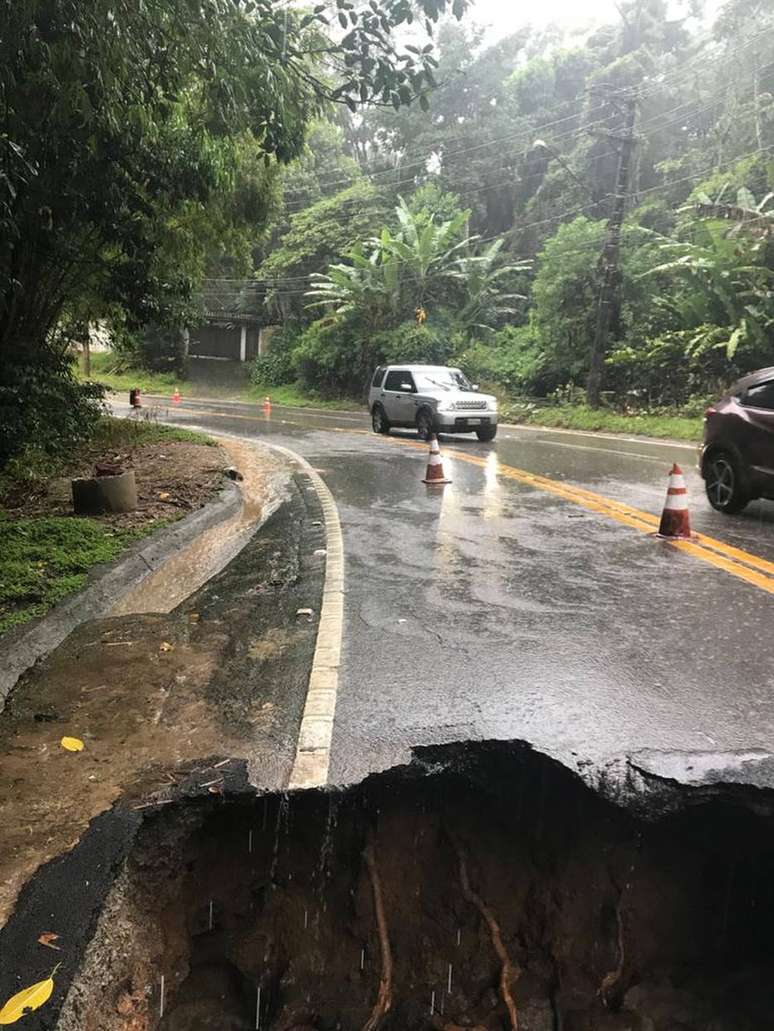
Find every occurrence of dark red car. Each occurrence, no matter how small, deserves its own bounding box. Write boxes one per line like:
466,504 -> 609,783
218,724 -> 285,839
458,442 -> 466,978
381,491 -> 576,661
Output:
701,367 -> 774,513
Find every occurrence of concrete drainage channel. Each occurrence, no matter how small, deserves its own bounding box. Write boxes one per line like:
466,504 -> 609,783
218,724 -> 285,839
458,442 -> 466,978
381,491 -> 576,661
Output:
55,742 -> 772,1031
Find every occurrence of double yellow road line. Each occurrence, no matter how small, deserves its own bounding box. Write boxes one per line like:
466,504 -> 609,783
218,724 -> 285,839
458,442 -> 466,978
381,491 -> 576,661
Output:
146,400 -> 774,596
441,444 -> 774,595
377,432 -> 774,595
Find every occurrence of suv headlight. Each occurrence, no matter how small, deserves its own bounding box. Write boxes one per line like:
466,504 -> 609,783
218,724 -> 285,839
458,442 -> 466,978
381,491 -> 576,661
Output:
487,399 -> 498,412
437,400 -> 457,413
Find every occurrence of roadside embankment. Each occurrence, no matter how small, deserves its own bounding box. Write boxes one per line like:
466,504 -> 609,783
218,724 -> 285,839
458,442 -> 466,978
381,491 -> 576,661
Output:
500,401 -> 703,442
0,453 -> 323,934
0,421 -> 286,707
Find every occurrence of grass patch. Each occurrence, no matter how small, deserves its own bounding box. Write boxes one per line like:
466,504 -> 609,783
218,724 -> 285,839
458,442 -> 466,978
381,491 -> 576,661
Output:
247,381 -> 361,411
0,516 -> 155,634
502,402 -> 703,442
91,417 -> 216,449
80,353 -> 191,396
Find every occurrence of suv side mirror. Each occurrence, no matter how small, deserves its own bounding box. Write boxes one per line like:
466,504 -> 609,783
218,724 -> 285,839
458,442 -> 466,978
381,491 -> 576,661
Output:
400,382 -> 413,392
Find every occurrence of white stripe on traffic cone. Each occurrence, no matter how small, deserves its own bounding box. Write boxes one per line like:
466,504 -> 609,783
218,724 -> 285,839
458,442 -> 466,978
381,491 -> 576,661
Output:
657,463 -> 692,539
422,435 -> 452,485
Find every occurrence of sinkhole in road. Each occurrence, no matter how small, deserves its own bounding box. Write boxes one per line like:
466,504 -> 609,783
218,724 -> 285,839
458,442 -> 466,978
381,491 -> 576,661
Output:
63,743 -> 774,1031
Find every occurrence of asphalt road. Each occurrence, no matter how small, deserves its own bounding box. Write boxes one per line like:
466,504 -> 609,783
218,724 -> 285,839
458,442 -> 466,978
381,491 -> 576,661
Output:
121,397 -> 774,792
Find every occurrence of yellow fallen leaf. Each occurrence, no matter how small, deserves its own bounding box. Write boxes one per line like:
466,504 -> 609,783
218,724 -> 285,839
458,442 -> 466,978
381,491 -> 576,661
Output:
0,965 -> 60,1024
159,641 -> 174,653
60,737 -> 84,752
158,491 -> 171,501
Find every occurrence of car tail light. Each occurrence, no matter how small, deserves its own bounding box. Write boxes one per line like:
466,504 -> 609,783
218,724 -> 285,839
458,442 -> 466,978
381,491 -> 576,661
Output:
704,406 -> 717,418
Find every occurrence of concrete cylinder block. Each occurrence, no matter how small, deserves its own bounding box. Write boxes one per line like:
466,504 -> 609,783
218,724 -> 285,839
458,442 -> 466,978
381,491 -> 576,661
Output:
72,469 -> 138,515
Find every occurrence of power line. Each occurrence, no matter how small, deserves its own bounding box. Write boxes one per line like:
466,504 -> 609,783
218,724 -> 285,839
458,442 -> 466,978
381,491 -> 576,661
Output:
636,22 -> 774,99
281,107 -> 614,208
278,20 -> 774,206
201,131 -> 774,304
280,56 -> 773,216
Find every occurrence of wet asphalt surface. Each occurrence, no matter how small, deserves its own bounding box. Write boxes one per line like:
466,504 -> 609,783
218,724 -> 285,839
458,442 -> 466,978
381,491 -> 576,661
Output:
119,398 -> 774,791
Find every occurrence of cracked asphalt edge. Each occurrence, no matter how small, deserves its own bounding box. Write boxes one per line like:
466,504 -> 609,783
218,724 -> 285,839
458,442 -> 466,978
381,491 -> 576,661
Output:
265,443 -> 345,791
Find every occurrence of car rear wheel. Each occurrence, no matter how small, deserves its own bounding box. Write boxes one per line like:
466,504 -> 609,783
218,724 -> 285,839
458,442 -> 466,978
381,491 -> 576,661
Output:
416,408 -> 435,441
371,404 -> 390,435
476,426 -> 497,442
704,451 -> 750,513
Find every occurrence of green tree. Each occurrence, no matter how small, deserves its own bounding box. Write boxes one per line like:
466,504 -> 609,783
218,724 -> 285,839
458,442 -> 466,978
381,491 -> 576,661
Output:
0,0 -> 468,466
305,195 -> 471,321
258,179 -> 391,320
529,217 -> 606,387
644,217 -> 774,361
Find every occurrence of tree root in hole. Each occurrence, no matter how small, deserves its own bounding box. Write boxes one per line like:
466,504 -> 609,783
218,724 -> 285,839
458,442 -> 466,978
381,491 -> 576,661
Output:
456,841 -> 520,1031
598,887 -> 626,1010
362,840 -> 393,1031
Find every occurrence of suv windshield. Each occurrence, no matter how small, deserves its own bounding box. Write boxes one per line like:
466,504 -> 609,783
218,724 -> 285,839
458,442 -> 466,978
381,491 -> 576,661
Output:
414,369 -> 472,392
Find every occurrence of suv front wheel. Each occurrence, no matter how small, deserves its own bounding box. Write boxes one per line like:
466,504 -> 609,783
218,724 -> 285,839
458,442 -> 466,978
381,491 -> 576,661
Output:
476,426 -> 497,442
704,450 -> 750,513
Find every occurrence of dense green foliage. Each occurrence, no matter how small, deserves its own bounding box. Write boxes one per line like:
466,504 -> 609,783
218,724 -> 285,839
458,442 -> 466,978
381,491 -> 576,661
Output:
7,0 -> 774,438
1,0 -> 468,466
265,195 -> 529,395
245,0 -> 774,411
0,347 -> 106,470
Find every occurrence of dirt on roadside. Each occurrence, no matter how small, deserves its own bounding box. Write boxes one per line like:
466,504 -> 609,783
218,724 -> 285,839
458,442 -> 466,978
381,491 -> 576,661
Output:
2,440 -> 228,531
0,466 -> 322,927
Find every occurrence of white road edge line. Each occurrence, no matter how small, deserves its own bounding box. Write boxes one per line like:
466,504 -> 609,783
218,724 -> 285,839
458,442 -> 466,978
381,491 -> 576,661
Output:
266,444 -> 344,791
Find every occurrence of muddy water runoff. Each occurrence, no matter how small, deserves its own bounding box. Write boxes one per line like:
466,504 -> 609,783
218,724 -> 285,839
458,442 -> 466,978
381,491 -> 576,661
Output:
59,742 -> 773,1031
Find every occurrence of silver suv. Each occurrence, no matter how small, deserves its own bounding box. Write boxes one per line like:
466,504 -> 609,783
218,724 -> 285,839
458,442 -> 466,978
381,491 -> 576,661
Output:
369,364 -> 498,441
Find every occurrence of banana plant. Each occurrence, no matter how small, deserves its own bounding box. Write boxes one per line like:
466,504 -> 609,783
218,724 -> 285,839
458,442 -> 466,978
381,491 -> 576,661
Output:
305,196 -> 473,317
305,244 -> 398,320
693,186 -> 774,238
644,219 -> 774,358
447,239 -> 531,337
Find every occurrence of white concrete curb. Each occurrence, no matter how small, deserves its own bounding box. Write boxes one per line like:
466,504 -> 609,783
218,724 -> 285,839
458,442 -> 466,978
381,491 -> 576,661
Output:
266,445 -> 345,791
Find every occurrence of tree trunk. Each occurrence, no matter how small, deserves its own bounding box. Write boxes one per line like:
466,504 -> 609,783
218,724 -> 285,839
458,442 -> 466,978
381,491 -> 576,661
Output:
753,50 -> 763,152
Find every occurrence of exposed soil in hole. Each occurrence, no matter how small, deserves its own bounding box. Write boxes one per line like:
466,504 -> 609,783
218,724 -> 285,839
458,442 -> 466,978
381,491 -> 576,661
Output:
59,743 -> 774,1031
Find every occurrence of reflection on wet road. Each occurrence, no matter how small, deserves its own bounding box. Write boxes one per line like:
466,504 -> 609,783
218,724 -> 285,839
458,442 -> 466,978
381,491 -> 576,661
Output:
119,396 -> 774,788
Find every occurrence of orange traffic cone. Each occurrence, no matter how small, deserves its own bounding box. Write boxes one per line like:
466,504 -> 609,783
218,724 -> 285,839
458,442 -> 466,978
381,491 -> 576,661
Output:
171,388 -> 181,405
263,395 -> 272,414
422,434 -> 452,485
657,463 -> 693,539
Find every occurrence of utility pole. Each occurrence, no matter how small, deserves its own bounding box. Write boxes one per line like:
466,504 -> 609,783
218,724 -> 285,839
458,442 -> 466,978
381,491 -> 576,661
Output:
587,89 -> 638,408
